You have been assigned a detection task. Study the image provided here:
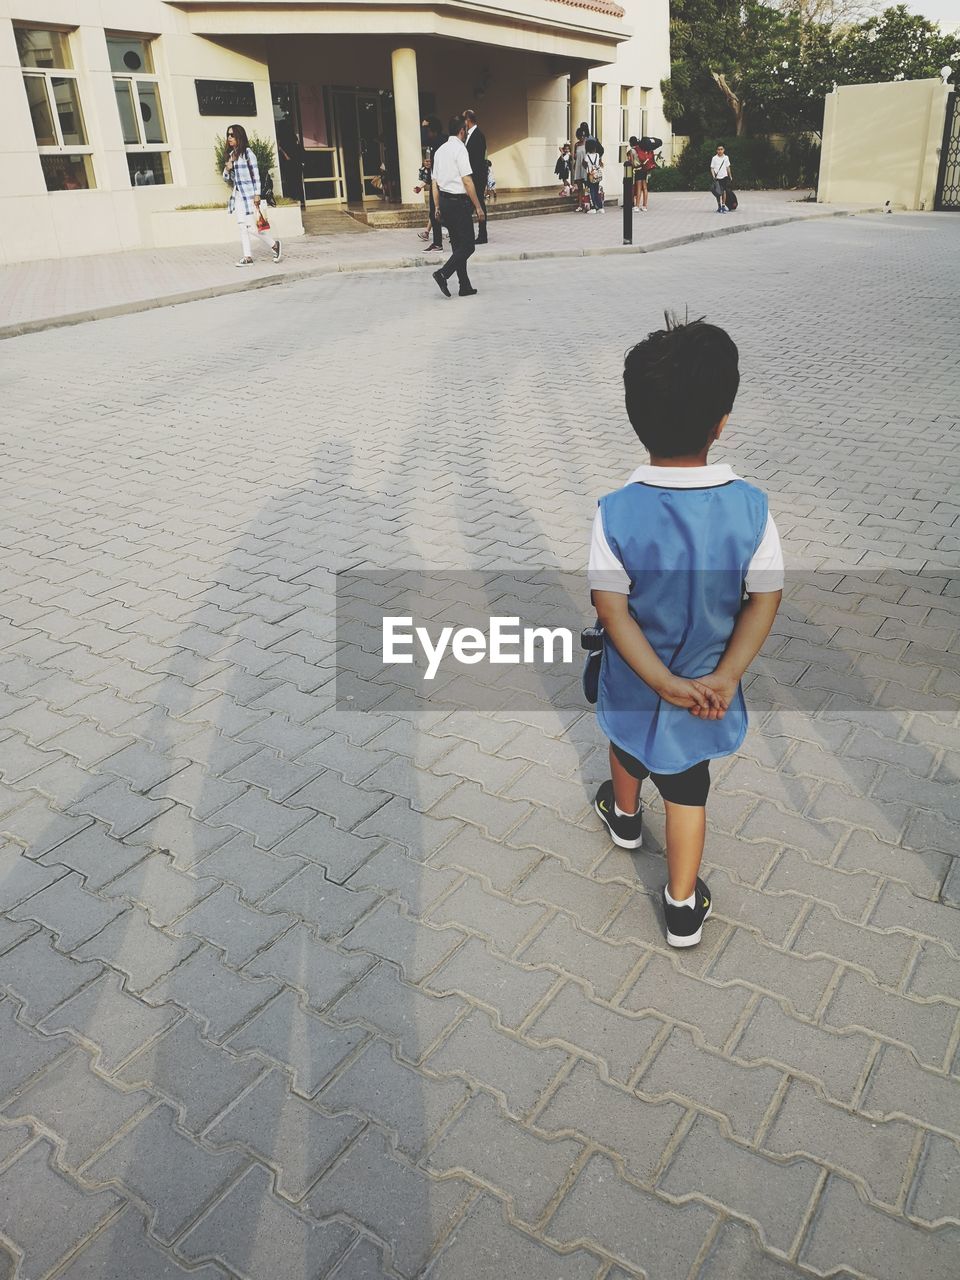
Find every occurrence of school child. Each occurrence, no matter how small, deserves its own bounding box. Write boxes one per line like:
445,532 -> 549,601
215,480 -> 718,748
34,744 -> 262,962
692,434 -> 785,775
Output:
584,139 -> 604,213
555,143 -> 572,195
588,318 -> 783,946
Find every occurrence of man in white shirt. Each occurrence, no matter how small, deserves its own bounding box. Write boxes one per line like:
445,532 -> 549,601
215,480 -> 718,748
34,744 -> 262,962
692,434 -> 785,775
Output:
710,145 -> 732,213
430,115 -> 486,297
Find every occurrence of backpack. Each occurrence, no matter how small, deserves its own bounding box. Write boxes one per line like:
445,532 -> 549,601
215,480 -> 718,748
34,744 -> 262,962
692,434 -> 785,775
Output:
245,151 -> 277,207
586,153 -> 602,183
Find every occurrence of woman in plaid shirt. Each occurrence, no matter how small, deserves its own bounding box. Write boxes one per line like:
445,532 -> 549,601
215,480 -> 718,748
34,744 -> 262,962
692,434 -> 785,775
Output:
223,124 -> 282,266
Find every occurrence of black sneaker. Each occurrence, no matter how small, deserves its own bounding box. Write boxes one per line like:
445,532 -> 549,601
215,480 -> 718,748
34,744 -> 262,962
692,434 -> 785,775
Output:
594,780 -> 643,849
433,269 -> 451,297
272,239 -> 283,262
662,878 -> 712,948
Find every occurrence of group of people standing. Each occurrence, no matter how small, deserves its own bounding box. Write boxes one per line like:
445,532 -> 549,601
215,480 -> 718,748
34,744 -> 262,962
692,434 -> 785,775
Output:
555,125 -> 658,214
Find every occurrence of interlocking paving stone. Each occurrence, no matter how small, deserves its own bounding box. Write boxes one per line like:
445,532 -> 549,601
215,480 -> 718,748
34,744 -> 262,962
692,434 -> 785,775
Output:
545,1152 -> 716,1280
169,885 -> 295,966
660,1113 -> 821,1253
0,998 -> 71,1102
908,1131 -> 960,1226
859,1044 -> 960,1137
325,1236 -> 393,1280
53,1205 -> 232,1278
142,945 -> 280,1042
243,922 -> 373,1009
180,1162 -> 355,1280
707,928 -> 837,1017
0,1140 -> 122,1278
72,904 -> 201,993
695,1219 -> 823,1280
623,954 -> 752,1048
702,868 -> 803,946
762,1079 -> 917,1206
8,872 -> 127,951
637,1026 -> 783,1141
261,863 -> 379,937
319,1036 -> 467,1158
426,1006 -> 569,1115
341,899 -> 466,982
791,903 -> 915,987
0,931 -> 102,1025
823,969 -> 957,1068
799,1173 -> 960,1279
525,980 -> 663,1083
0,795 -> 92,860
536,1059 -> 684,1184
869,881 -> 960,951
345,842 -> 459,916
514,855 -> 629,931
305,1127 -> 473,1277
328,961 -> 464,1063
428,824 -> 541,890
40,971 -> 179,1072
117,1016 -> 265,1133
423,1193 -> 601,1280
206,1068 -> 361,1200
425,936 -> 558,1029
83,1103 -> 245,1243
0,842 -> 66,908
428,1091 -> 582,1223
733,996 -> 874,1104
427,875 -> 547,953
226,987 -> 368,1095
3,1048 -> 152,1168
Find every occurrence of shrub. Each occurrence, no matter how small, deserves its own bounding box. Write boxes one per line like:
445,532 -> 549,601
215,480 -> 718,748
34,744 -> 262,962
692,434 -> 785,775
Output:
674,136 -> 819,190
648,165 -> 698,191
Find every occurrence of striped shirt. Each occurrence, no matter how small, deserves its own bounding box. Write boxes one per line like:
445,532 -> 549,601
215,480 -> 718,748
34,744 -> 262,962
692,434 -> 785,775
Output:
223,148 -> 261,215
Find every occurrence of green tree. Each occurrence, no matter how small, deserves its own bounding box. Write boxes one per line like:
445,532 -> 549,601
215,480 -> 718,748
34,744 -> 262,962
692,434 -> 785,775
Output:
831,5 -> 956,84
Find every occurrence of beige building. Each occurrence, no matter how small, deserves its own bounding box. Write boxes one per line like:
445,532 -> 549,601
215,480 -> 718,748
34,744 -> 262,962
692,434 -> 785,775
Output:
0,0 -> 671,263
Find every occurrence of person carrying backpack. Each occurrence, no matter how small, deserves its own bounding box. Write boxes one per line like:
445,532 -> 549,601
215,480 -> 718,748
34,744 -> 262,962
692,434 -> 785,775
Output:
585,138 -> 604,213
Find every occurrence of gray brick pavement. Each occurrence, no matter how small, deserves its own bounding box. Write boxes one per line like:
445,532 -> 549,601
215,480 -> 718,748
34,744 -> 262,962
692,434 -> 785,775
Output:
0,212 -> 958,1278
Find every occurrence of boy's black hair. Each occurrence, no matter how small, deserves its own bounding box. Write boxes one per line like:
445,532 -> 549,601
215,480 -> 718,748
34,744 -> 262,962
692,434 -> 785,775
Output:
448,114 -> 465,137
623,314 -> 740,457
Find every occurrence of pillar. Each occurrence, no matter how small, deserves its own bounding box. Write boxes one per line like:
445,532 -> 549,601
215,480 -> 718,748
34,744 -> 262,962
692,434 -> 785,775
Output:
392,46 -> 422,207
571,74 -> 590,141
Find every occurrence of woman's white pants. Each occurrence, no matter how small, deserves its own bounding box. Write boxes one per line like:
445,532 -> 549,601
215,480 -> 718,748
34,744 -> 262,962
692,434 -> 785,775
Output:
236,209 -> 276,258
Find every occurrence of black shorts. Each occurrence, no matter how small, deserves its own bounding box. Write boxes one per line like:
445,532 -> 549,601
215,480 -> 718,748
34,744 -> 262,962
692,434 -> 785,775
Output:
612,743 -> 711,807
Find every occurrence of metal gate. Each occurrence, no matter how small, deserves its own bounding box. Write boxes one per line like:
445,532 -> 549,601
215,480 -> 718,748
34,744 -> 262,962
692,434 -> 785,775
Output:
935,92 -> 960,211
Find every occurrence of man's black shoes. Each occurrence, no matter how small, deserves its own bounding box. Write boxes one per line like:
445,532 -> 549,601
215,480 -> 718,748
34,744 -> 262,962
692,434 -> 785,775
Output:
432,270 -> 451,297
459,287 -> 478,297
662,878 -> 712,948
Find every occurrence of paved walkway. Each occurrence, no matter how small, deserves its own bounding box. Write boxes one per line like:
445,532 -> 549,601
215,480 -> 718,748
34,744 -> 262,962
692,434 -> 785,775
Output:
0,190 -> 877,337
0,212 -> 958,1280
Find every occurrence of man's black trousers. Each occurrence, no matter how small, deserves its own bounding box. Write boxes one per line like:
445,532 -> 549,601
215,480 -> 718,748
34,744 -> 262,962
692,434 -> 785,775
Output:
438,193 -> 475,290
473,175 -> 488,242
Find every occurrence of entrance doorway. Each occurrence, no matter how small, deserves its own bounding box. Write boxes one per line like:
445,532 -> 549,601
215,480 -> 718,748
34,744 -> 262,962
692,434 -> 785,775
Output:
333,89 -> 397,203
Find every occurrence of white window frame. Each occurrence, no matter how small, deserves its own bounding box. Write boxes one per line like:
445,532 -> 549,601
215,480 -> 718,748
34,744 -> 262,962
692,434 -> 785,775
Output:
591,83 -> 604,142
16,25 -> 95,185
620,86 -> 631,150
639,88 -> 650,143
107,32 -> 173,185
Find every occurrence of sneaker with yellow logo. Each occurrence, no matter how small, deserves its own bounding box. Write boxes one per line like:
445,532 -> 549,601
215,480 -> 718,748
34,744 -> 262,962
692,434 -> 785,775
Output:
593,780 -> 643,849
662,878 -> 712,947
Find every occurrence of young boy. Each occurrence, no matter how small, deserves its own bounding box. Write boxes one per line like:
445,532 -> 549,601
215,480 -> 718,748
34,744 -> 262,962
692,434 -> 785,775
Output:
588,318 -> 783,946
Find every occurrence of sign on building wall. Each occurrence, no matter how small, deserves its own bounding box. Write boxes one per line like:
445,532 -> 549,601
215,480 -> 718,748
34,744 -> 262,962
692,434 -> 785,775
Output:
195,80 -> 257,116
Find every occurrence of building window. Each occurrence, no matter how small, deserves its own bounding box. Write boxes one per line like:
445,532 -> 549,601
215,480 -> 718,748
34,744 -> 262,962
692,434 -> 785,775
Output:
566,77 -> 571,147
591,83 -> 604,141
16,26 -> 95,190
639,88 -> 650,142
620,86 -> 631,149
107,34 -> 172,186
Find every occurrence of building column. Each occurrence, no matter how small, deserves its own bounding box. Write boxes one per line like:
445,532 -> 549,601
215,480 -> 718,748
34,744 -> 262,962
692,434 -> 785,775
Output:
571,73 -> 590,139
391,46 -> 421,206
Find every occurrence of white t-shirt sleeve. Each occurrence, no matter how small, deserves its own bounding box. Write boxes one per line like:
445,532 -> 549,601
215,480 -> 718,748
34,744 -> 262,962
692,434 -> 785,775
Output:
745,513 -> 784,593
587,508 -> 631,594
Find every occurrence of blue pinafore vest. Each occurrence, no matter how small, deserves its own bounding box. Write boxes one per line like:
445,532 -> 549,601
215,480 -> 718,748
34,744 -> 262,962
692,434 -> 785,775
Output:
596,477 -> 768,774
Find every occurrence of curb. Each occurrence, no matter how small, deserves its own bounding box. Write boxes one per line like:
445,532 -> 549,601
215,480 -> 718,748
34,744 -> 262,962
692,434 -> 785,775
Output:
0,206 -> 882,341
